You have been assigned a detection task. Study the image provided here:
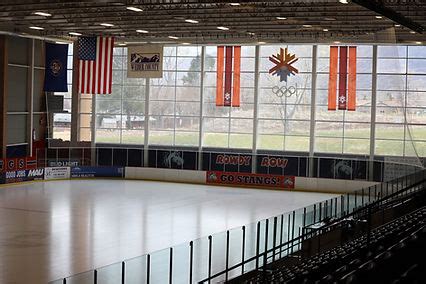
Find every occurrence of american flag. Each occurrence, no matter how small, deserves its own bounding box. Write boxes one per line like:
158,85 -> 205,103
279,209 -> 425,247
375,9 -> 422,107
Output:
78,36 -> 114,94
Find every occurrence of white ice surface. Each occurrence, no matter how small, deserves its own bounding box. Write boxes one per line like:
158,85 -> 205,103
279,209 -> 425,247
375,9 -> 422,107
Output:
0,179 -> 338,283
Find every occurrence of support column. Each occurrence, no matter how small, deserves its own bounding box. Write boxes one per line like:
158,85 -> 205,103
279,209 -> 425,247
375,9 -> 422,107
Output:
197,46 -> 205,170
90,93 -> 96,166
0,35 -> 7,158
70,42 -> 79,145
369,45 -> 378,180
143,78 -> 150,166
251,45 -> 260,173
308,45 -> 318,177
27,39 -> 35,156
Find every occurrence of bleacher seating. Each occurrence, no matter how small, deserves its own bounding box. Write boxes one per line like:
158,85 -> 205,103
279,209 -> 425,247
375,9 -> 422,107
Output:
233,184 -> 426,284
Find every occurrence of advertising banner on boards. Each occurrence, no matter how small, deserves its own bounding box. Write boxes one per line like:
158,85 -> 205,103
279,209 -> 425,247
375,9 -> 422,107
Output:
4,168 -> 44,184
48,160 -> 79,167
0,156 -> 37,173
44,167 -> 71,180
71,167 -> 124,178
206,171 -> 295,189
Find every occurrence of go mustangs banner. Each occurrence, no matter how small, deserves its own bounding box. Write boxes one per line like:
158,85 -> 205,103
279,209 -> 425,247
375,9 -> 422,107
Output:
206,171 -> 295,189
127,45 -> 163,78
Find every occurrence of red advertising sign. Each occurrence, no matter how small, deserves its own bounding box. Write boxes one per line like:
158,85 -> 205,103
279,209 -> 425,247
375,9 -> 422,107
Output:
215,154 -> 251,166
260,157 -> 288,168
17,157 -> 26,170
206,171 -> 295,189
6,158 -> 17,171
26,157 -> 37,169
0,157 -> 38,173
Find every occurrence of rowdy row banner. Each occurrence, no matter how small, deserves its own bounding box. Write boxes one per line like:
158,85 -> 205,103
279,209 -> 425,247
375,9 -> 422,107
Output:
206,171 -> 295,189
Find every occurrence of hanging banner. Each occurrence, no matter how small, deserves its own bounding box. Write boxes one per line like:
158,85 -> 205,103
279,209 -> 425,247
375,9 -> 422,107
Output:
216,46 -> 241,107
338,46 -> 348,110
44,42 -> 68,92
206,171 -> 295,189
328,46 -> 357,111
127,45 -> 163,78
328,46 -> 338,110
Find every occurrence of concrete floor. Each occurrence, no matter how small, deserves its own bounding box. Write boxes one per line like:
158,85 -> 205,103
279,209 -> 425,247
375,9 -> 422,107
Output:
0,179 -> 338,283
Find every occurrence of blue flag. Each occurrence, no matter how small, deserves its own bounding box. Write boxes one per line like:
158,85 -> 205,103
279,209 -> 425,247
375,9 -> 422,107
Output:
44,43 -> 68,92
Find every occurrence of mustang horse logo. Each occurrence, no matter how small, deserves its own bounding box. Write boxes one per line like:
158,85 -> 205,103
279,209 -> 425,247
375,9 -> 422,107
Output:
163,151 -> 184,168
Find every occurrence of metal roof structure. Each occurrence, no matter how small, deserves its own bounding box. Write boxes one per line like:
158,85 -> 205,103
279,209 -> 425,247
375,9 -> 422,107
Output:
0,0 -> 424,44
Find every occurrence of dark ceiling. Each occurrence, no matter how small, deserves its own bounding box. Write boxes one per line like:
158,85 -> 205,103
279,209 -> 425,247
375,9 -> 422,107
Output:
0,0 -> 424,44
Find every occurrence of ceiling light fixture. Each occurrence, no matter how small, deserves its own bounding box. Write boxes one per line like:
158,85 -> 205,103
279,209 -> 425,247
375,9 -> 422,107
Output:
29,26 -> 44,30
324,17 -> 336,21
258,41 -> 266,44
334,41 -> 341,44
126,6 -> 143,12
34,11 -> 51,17
247,32 -> 255,36
415,41 -> 422,44
100,23 -> 114,27
118,43 -> 126,46
323,28 -> 329,32
375,15 -> 383,19
303,24 -> 312,28
230,3 -> 241,6
394,24 -> 401,27
339,0 -> 348,4
168,36 -> 179,39
185,19 -> 199,24
276,17 -> 287,20
69,32 -> 82,36
181,42 -> 191,45
136,29 -> 149,33
217,26 -> 230,31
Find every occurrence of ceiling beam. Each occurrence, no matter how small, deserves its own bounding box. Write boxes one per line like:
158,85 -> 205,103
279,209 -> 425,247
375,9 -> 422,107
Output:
352,0 -> 424,34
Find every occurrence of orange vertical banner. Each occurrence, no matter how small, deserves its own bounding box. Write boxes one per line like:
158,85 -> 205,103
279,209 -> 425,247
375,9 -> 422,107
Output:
216,46 -> 224,106
347,46 -> 357,111
232,46 -> 241,107
328,46 -> 338,110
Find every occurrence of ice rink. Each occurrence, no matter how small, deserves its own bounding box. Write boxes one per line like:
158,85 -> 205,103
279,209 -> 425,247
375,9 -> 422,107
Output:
0,179 -> 338,283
